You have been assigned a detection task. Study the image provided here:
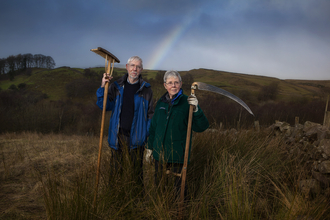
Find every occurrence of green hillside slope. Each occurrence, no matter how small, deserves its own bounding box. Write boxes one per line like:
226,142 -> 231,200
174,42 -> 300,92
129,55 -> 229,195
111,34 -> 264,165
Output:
1,67 -> 329,102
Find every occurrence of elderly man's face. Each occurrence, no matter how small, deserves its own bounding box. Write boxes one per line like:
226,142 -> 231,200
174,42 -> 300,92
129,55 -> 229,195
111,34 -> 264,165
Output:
126,59 -> 143,83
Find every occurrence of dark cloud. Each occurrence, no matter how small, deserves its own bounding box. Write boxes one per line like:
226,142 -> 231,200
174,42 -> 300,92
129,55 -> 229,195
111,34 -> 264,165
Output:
0,0 -> 329,79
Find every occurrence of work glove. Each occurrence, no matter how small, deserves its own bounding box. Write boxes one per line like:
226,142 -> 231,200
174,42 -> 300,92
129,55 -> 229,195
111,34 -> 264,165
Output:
145,149 -> 153,164
187,94 -> 198,112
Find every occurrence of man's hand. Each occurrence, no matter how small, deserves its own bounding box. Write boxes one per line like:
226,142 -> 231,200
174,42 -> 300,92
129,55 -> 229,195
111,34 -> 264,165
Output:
187,94 -> 199,112
101,73 -> 113,88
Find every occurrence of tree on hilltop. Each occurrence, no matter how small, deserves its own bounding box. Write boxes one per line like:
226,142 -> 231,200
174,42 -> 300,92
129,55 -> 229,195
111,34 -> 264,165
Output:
0,53 -> 56,80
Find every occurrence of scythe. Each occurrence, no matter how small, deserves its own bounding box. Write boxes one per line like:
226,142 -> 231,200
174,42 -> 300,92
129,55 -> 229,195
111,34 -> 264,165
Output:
179,82 -> 254,218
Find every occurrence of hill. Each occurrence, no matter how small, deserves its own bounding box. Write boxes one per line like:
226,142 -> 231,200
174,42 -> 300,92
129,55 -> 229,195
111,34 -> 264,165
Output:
180,68 -> 330,101
1,67 -> 329,102
0,66 -> 329,133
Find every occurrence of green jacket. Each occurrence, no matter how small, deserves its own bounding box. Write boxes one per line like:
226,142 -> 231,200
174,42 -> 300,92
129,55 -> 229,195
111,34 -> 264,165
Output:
147,90 -> 209,164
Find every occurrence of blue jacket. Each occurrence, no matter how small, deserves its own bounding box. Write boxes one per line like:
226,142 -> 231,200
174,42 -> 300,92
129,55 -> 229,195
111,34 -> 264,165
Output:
96,74 -> 154,150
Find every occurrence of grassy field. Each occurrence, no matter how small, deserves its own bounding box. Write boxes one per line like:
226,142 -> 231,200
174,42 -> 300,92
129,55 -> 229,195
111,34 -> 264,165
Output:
1,130 -> 329,219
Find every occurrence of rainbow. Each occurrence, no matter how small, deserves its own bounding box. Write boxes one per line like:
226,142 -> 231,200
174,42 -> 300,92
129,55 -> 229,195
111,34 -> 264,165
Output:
147,15 -> 196,70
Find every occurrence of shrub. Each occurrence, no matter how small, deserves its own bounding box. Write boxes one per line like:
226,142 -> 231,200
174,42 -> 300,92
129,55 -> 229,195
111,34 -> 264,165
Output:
65,78 -> 99,99
18,83 -> 26,90
258,82 -> 279,101
8,84 -> 18,91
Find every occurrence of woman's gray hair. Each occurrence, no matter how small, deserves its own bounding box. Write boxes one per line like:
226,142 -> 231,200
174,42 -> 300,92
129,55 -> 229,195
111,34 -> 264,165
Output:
127,56 -> 143,68
163,70 -> 182,83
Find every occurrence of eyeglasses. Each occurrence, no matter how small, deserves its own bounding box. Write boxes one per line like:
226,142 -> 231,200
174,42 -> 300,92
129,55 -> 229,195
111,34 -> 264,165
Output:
128,64 -> 142,70
165,81 -> 180,87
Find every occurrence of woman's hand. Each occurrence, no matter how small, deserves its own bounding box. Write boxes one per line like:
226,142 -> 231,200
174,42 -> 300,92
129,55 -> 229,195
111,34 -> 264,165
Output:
187,95 -> 199,112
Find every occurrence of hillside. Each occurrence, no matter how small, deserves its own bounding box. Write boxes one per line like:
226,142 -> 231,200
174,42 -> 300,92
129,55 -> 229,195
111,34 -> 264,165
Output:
1,66 -> 329,134
1,67 -> 329,102
180,68 -> 330,101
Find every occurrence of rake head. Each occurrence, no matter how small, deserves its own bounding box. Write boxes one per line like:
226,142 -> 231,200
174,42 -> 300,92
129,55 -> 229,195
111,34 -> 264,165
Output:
91,47 -> 120,63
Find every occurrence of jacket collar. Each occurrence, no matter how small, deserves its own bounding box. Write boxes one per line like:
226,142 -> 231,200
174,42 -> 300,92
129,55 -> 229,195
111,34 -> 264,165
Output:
161,89 -> 183,105
115,73 -> 150,89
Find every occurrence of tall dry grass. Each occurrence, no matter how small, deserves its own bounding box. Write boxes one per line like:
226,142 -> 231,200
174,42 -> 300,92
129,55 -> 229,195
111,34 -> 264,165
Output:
1,130 -> 329,219
0,132 -> 98,219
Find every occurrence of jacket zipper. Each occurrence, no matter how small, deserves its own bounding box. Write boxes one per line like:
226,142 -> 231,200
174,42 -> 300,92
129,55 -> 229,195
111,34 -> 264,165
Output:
115,86 -> 123,148
143,100 -> 147,121
162,105 -> 171,154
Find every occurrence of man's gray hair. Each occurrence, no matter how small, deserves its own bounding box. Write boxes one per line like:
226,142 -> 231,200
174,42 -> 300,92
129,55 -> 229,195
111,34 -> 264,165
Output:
164,70 -> 182,83
127,56 -> 143,68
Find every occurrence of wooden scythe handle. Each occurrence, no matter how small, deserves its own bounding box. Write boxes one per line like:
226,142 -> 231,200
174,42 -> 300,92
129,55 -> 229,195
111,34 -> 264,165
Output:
179,83 -> 197,219
91,47 -> 119,208
93,57 -> 115,208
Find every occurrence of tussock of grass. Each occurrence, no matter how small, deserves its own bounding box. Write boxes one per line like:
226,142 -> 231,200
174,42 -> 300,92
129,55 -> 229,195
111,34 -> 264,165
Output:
1,130 -> 330,219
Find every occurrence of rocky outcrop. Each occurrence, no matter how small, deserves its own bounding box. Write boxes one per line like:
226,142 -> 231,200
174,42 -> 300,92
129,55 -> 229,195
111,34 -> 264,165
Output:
269,120 -> 330,197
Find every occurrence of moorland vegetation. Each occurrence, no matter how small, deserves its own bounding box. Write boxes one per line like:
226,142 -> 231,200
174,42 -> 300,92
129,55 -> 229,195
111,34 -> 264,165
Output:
0,65 -> 329,134
1,62 -> 330,219
1,129 -> 330,219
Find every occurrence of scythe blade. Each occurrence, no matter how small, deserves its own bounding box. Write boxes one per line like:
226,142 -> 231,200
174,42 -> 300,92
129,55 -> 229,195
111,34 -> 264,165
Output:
192,82 -> 254,116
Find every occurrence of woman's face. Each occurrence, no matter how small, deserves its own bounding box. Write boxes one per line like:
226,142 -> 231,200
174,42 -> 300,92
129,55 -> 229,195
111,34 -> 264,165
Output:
164,76 -> 182,99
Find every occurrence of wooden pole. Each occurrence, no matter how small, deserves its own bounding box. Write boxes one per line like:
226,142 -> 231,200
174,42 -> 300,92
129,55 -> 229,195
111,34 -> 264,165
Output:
237,107 -> 242,130
93,57 -> 114,208
325,112 -> 330,129
295,117 -> 299,127
179,84 -> 196,219
179,105 -> 194,219
254,120 -> 260,132
323,95 -> 329,126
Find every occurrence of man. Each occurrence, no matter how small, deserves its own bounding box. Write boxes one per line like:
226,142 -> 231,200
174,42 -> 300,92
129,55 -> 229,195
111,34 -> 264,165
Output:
96,56 -> 153,186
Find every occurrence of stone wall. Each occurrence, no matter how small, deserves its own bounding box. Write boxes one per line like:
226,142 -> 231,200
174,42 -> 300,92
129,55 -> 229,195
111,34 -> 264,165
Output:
268,120 -> 330,197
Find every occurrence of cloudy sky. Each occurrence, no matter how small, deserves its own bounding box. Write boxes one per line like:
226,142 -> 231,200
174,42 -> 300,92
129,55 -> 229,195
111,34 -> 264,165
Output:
1,0 -> 330,80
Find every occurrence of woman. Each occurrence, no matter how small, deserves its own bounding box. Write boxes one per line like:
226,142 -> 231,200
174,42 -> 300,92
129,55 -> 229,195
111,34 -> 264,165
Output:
147,70 -> 209,196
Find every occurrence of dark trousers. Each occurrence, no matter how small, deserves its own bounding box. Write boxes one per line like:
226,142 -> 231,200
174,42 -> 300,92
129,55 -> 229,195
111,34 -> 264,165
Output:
110,131 -> 144,187
154,160 -> 187,198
